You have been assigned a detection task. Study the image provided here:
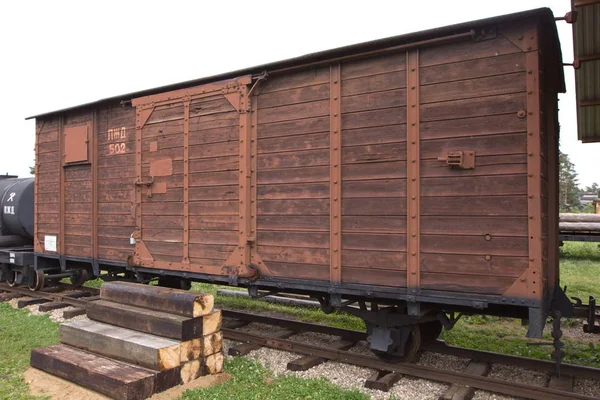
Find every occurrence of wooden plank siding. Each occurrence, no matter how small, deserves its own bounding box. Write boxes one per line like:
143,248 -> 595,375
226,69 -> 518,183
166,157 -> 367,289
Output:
339,52 -> 407,286
416,27 -> 530,294
256,67 -> 332,280
32,14 -> 558,308
96,105 -> 136,262
35,117 -> 60,253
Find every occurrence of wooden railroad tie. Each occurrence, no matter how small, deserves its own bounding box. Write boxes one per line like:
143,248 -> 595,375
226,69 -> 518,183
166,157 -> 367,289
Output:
86,300 -> 221,341
229,329 -> 295,356
100,281 -> 214,318
61,307 -> 86,319
38,302 -> 69,312
438,361 -> 490,400
287,338 -> 355,371
364,370 -> 402,392
29,282 -> 223,399
17,298 -> 49,308
0,292 -> 22,302
547,374 -> 574,393
31,344 -> 181,400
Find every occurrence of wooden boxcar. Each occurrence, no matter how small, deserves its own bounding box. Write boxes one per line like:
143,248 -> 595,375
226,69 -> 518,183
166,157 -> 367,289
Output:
28,8 -> 570,359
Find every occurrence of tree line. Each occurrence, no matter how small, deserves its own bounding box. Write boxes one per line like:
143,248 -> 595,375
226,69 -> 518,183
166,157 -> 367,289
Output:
560,151 -> 599,213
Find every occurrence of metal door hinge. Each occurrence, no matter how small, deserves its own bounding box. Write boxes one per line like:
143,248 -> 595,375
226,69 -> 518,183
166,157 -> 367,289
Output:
438,151 -> 475,169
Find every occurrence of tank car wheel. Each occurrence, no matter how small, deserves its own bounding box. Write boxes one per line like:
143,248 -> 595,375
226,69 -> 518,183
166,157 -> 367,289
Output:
373,324 -> 421,363
6,271 -> 22,287
28,270 -> 45,292
70,269 -> 88,288
419,320 -> 443,343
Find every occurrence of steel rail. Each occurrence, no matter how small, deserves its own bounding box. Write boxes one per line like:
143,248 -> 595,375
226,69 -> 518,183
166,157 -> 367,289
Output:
222,309 -> 600,380
422,340 -> 600,381
2,284 -> 599,398
223,328 -> 597,400
0,283 -> 98,308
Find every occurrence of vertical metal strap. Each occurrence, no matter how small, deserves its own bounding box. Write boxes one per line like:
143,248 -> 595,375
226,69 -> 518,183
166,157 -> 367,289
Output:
182,99 -> 191,267
33,122 -> 42,252
526,50 -> 543,299
59,116 -> 65,258
406,50 -> 421,294
134,109 -> 144,261
91,110 -> 98,262
238,86 -> 252,268
249,92 -> 259,265
330,63 -> 342,285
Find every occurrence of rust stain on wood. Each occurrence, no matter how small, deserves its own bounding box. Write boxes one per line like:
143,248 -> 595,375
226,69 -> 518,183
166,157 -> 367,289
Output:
406,49 -> 421,294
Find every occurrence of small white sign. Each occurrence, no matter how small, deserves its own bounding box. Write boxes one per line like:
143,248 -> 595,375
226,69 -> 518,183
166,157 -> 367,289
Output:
9,252 -> 15,258
9,258 -> 14,264
44,235 -> 57,252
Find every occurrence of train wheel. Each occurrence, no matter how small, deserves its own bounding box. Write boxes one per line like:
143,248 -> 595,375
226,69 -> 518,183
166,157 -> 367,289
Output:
70,269 -> 88,287
420,320 -> 443,343
28,270 -> 45,292
373,324 -> 421,363
6,271 -> 20,287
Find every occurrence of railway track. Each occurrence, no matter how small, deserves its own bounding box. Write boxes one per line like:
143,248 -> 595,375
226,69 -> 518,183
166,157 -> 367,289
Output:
1,283 -> 599,400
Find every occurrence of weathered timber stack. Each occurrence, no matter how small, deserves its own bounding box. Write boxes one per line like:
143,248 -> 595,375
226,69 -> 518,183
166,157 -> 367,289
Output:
30,282 -> 223,400
559,213 -> 600,232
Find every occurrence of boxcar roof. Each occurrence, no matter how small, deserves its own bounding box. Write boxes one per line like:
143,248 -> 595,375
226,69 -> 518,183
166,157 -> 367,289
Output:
27,7 -> 563,120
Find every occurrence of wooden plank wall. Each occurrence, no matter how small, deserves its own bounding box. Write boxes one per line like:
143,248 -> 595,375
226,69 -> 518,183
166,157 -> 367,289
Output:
417,30 -> 529,295
139,96 -> 240,267
34,17 -> 554,302
339,54 -> 407,287
256,67 -> 332,280
62,111 -> 93,258
186,96 -> 239,267
35,117 -> 60,253
140,102 -> 185,263
96,105 -> 136,262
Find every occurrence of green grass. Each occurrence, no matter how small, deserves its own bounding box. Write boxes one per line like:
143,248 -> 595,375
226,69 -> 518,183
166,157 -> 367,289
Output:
0,303 -> 59,400
1,241 -> 597,399
192,282 -> 365,331
438,241 -> 600,367
182,357 -> 367,400
559,242 -> 600,300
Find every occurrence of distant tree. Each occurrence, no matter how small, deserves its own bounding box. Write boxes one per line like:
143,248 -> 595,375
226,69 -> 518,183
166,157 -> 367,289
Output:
582,202 -> 596,214
559,151 -> 581,212
583,182 -> 600,197
29,165 -> 35,175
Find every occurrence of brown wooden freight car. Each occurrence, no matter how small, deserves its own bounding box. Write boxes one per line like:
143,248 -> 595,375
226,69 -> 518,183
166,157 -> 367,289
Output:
28,8 -> 572,360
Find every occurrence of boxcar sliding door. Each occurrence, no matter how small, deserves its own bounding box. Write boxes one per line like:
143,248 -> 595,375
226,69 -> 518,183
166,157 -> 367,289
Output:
131,76 -> 256,278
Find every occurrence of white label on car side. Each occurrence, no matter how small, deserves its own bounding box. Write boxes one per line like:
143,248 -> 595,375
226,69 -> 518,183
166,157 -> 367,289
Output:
44,235 -> 57,252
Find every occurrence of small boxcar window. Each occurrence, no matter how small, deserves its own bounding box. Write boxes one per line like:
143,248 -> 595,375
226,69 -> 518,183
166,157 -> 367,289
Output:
64,125 -> 88,164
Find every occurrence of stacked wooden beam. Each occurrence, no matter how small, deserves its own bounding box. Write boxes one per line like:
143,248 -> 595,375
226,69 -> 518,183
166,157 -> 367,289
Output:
560,213 -> 600,232
30,282 -> 223,400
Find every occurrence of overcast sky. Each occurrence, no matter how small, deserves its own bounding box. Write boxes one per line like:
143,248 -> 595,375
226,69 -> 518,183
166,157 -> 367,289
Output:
1,0 -> 597,187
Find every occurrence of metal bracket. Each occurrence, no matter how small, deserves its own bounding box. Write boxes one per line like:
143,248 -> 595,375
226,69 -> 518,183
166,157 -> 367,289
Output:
438,151 -> 475,169
407,301 -> 420,316
135,176 -> 155,186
